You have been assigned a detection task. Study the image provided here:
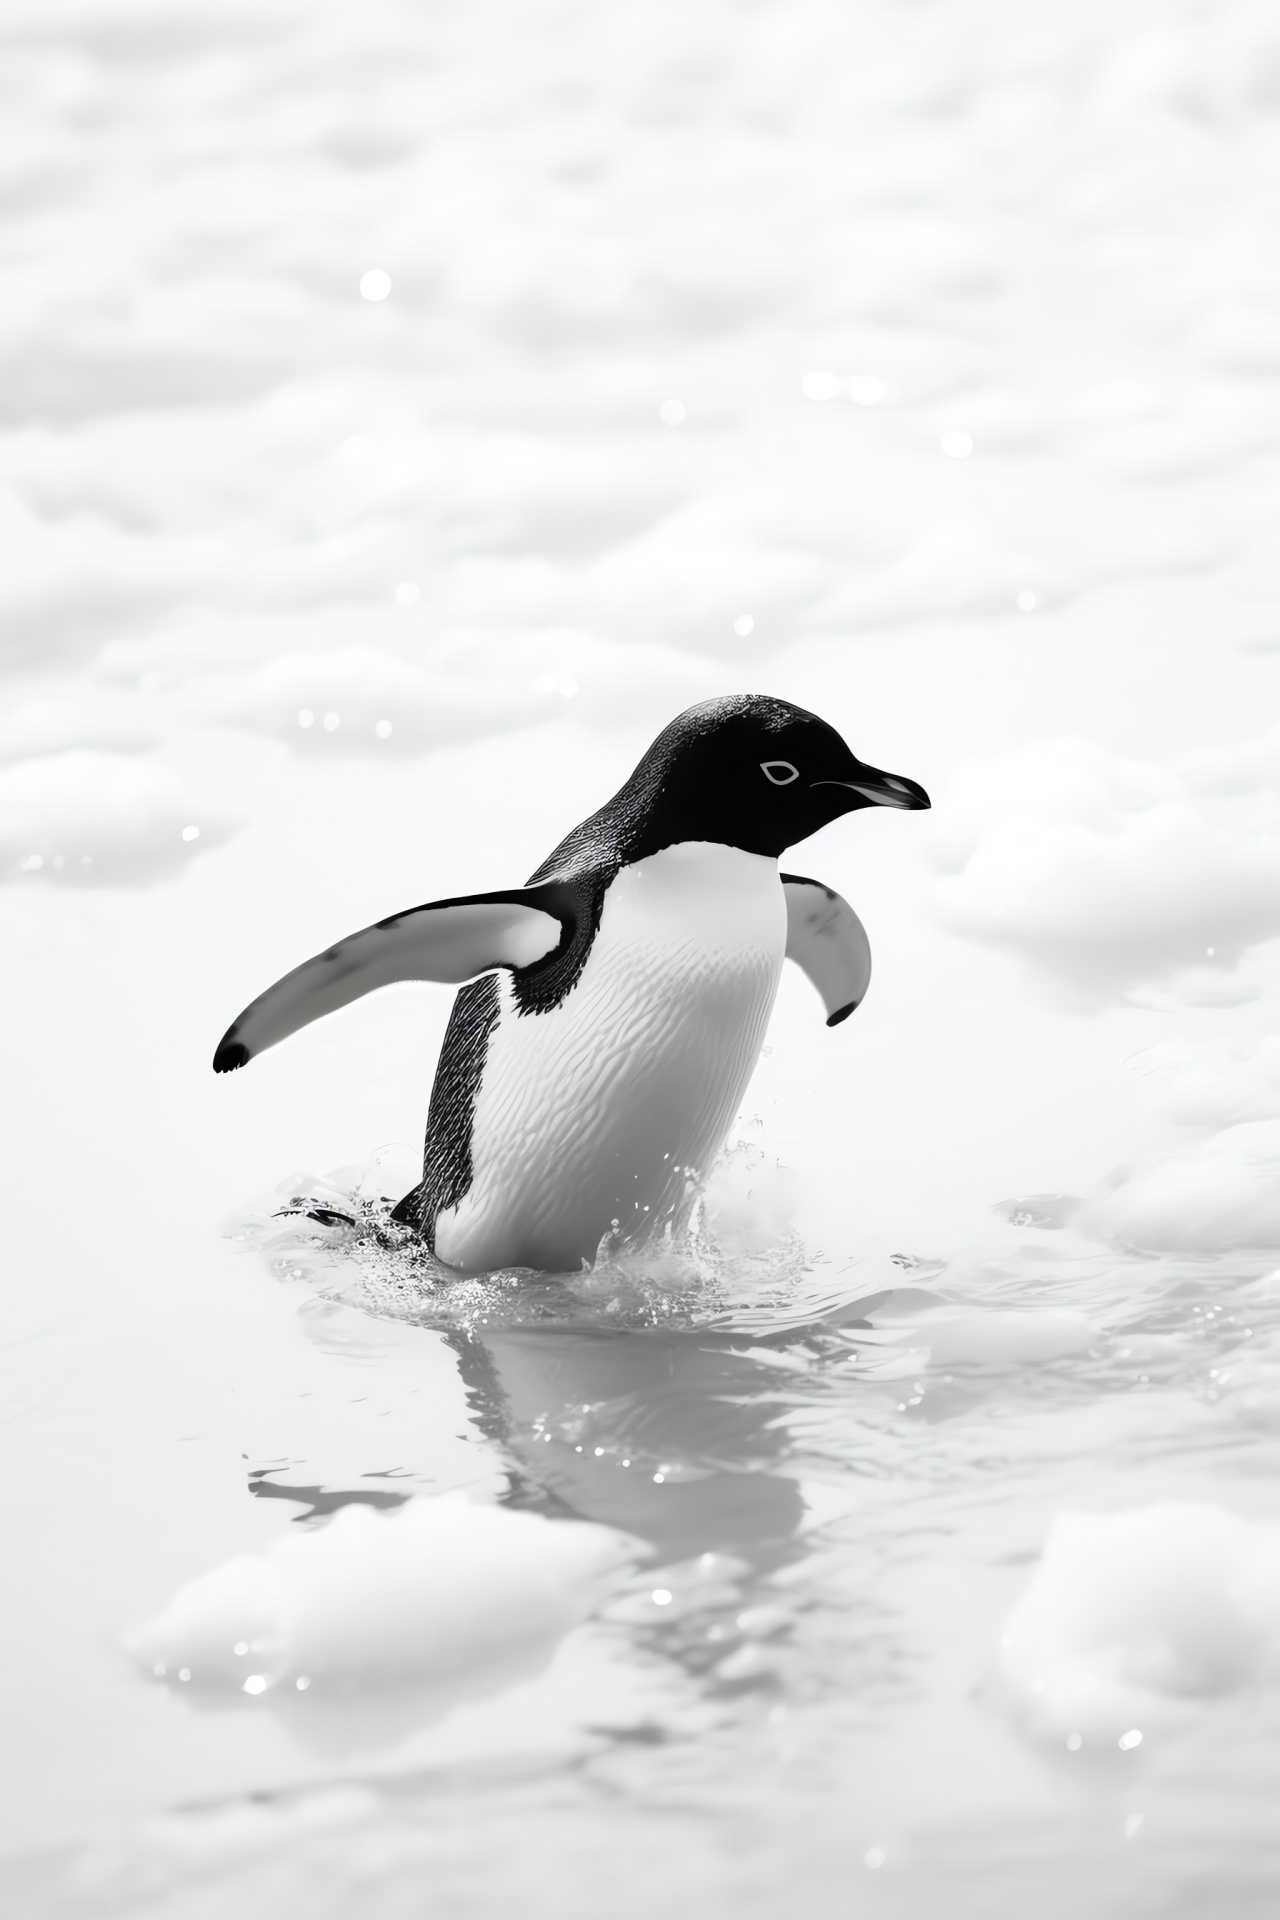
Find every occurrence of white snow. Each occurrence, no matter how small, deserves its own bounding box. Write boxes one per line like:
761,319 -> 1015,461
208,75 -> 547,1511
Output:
0,747 -> 240,883
931,737 -> 1280,1001
1126,1034 -> 1280,1129
1078,1118 -> 1280,1252
5,0 -> 1280,1912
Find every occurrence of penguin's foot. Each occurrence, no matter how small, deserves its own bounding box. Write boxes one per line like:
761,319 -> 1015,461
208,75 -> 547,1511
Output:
273,1204 -> 356,1229
271,1201 -> 417,1253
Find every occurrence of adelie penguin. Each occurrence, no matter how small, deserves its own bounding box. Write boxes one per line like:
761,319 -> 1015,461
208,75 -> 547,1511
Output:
214,695 -> 929,1274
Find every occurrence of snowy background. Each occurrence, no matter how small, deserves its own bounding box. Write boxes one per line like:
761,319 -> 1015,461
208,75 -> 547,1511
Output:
6,0 -> 1280,1914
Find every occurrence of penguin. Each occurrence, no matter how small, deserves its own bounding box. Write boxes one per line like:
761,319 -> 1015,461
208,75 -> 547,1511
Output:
213,695 -> 929,1274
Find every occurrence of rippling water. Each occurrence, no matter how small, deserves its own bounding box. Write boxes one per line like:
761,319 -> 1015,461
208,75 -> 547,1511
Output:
6,0 -> 1280,1913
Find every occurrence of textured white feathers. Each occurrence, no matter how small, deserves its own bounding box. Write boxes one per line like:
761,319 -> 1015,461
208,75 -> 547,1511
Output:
433,843 -> 786,1272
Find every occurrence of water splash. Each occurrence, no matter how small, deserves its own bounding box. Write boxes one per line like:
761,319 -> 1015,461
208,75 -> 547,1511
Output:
226,1140 -> 822,1338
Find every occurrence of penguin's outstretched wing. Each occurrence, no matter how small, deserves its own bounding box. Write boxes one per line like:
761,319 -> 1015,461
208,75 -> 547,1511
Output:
782,874 -> 871,1027
213,888 -> 568,1072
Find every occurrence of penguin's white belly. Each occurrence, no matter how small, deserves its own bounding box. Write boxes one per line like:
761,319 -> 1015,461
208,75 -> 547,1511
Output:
433,843 -> 786,1273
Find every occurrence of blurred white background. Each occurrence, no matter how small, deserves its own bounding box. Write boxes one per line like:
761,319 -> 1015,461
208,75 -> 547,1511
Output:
5,1 -> 1280,1914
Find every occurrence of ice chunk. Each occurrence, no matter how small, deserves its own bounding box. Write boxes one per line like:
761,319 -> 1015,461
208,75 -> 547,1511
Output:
1000,1503 -> 1280,1747
1078,1119 -> 1280,1251
129,1495 -> 635,1712
931,737 -> 1280,1001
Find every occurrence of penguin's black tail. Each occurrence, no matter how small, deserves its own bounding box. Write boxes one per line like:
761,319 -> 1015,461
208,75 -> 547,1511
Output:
389,1183 -> 428,1235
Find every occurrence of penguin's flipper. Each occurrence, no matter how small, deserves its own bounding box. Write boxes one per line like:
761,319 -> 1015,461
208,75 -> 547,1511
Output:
782,874 -> 871,1027
212,889 -> 566,1072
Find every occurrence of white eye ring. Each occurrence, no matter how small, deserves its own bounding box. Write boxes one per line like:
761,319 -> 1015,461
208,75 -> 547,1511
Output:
760,760 -> 799,785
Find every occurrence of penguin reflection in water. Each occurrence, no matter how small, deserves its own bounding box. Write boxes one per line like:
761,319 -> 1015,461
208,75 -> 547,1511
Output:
215,696 -> 929,1274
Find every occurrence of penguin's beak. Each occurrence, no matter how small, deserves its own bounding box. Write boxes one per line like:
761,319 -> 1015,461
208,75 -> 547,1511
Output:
814,762 -> 931,811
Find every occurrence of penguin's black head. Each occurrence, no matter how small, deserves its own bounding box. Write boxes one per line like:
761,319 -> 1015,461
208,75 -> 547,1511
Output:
602,694 -> 930,862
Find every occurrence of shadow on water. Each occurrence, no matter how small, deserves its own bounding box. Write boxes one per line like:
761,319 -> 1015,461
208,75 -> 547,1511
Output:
248,1468 -> 413,1523
445,1318 -> 811,1570
242,1172 -> 920,1571
350,1258 -> 939,1576
210,1182 -> 962,1759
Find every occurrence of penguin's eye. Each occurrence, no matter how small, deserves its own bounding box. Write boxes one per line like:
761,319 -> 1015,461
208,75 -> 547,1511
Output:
760,760 -> 799,786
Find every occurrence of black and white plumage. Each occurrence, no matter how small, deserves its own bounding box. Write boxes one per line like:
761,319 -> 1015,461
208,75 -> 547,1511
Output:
214,695 -> 929,1273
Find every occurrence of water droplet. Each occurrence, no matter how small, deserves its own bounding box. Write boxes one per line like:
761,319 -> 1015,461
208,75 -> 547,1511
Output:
1206,947 -> 1214,957
181,825 -> 199,843
296,1675 -> 311,1691
298,709 -> 314,729
658,399 -> 685,426
243,1674 -> 269,1695
652,1589 -> 672,1606
234,1642 -> 248,1656
1118,1728 -> 1143,1751
940,430 -> 973,459
375,719 -> 393,739
1016,590 -> 1036,611
359,269 -> 392,302
323,712 -> 340,731
653,1472 -> 665,1483
802,370 -> 840,401
733,613 -> 755,637
178,1668 -> 191,1682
